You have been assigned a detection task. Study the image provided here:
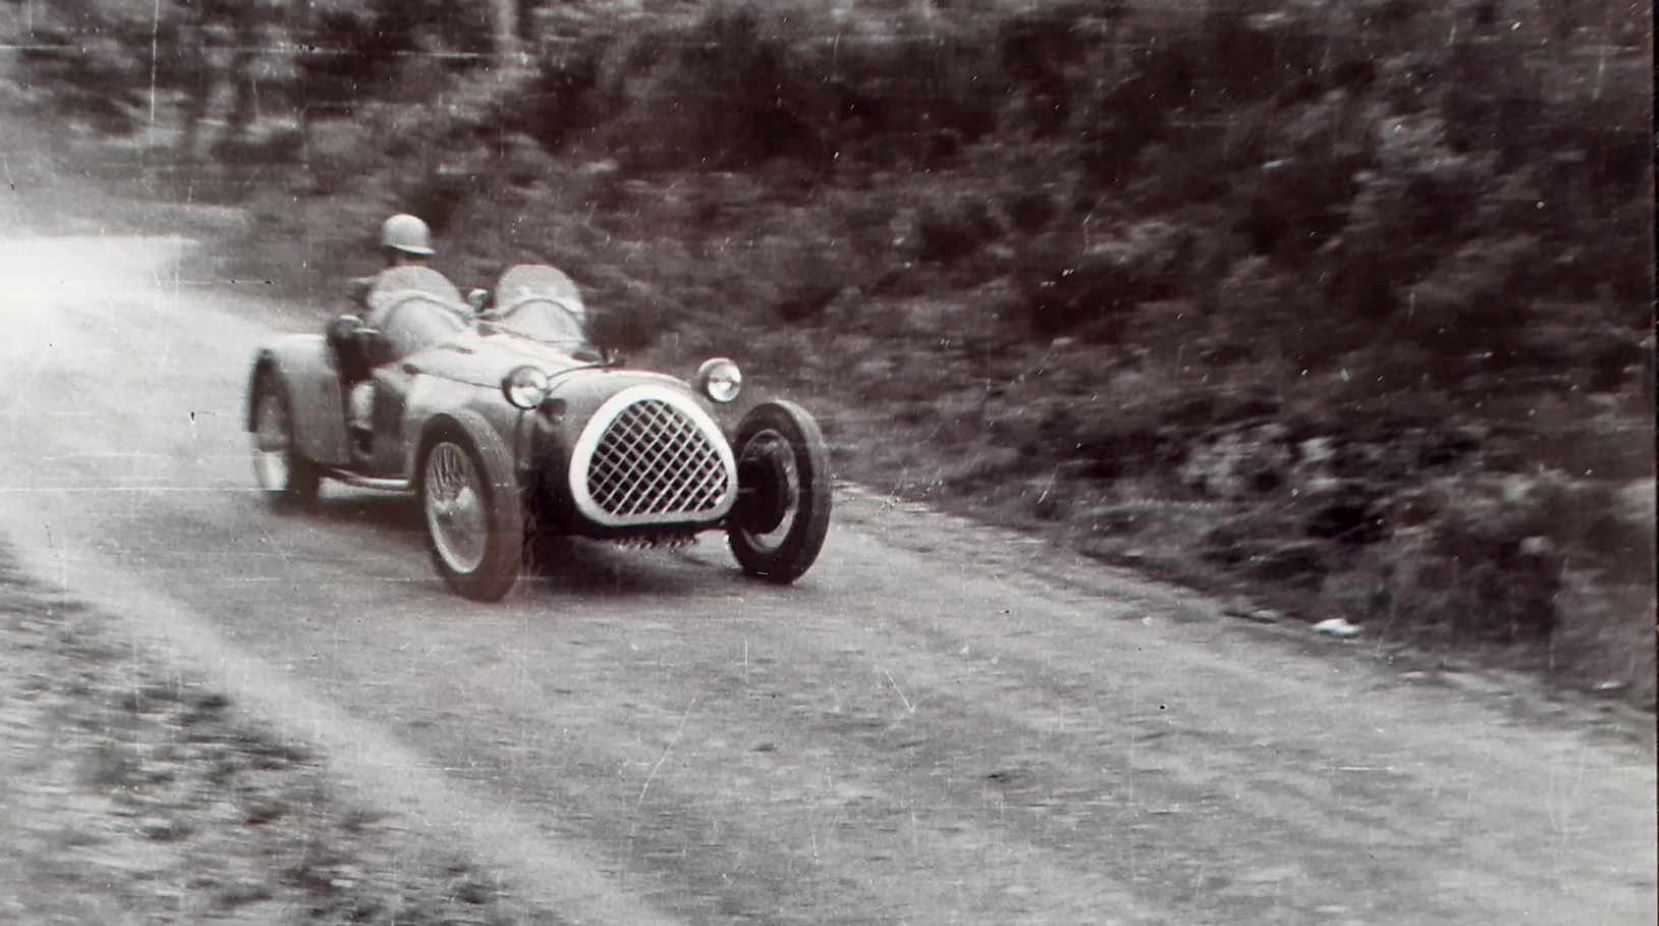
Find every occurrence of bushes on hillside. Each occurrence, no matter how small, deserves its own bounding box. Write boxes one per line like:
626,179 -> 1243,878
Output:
466,0 -> 1639,397
165,0 -> 1641,378
1012,219 -> 1192,339
914,195 -> 999,265
402,2 -> 1018,173
1345,467 -> 1654,643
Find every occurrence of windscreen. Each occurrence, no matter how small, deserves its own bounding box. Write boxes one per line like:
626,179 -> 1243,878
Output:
495,265 -> 584,317
382,296 -> 470,358
483,264 -> 589,345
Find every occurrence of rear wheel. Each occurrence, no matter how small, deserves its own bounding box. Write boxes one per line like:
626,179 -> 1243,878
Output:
250,367 -> 320,508
727,401 -> 832,584
417,422 -> 524,602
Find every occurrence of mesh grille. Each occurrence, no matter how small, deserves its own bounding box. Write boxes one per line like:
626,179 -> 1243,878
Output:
585,399 -> 731,519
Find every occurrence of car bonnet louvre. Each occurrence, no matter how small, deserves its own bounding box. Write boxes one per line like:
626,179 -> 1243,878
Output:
568,386 -> 737,528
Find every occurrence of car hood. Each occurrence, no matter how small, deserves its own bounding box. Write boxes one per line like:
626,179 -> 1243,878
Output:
408,333 -> 693,407
408,333 -> 596,384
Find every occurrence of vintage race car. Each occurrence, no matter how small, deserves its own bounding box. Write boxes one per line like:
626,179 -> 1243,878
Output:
246,264 -> 831,601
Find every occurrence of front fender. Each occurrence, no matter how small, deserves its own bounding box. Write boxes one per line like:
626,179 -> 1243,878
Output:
400,376 -> 526,479
413,408 -> 526,506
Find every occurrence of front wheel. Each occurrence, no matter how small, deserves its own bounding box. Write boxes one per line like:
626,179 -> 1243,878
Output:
727,401 -> 832,584
416,421 -> 524,602
250,367 -> 320,508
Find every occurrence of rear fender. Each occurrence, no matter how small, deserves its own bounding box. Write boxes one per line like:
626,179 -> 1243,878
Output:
248,335 -> 351,467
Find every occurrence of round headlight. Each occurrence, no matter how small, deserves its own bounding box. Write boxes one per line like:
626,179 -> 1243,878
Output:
696,357 -> 742,404
502,365 -> 551,410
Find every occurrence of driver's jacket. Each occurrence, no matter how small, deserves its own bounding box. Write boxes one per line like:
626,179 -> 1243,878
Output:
346,265 -> 465,340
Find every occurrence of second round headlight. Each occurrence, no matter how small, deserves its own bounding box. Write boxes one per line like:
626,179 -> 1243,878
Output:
696,358 -> 743,404
502,365 -> 551,410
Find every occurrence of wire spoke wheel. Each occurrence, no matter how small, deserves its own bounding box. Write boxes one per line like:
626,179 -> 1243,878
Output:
424,441 -> 488,575
416,420 -> 525,602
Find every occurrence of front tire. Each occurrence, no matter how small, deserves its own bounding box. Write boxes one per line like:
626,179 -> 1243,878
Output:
250,367 -> 320,508
727,401 -> 832,584
416,420 -> 524,602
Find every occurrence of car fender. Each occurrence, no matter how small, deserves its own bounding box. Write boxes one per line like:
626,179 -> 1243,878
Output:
248,334 -> 351,467
399,376 -> 524,479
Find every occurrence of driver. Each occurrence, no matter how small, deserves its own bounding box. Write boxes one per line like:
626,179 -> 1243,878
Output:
336,213 -> 437,449
347,213 -> 435,309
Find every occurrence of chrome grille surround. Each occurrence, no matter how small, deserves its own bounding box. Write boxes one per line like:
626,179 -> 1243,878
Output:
568,385 -> 737,528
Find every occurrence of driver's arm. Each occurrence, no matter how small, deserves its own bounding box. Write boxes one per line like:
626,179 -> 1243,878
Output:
346,275 -> 374,309
327,313 -> 363,342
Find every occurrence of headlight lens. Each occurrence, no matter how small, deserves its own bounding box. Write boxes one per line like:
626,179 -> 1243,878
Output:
502,366 -> 551,410
696,357 -> 742,404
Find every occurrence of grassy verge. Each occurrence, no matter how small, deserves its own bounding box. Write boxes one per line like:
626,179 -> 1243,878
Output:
0,548 -> 528,924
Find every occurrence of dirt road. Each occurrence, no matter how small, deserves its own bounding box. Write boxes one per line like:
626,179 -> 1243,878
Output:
0,235 -> 1652,924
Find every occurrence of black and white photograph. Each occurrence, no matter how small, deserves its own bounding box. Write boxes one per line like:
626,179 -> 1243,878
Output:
0,0 -> 1653,922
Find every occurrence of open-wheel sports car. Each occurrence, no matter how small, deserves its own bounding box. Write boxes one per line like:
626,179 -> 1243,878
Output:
246,264 -> 831,601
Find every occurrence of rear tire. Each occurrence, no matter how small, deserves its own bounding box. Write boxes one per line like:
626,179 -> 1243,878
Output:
250,367 -> 320,509
727,401 -> 832,584
416,419 -> 524,602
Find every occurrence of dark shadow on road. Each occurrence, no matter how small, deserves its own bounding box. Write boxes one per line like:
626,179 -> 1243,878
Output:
257,487 -> 736,600
308,490 -> 424,534
523,536 -> 712,598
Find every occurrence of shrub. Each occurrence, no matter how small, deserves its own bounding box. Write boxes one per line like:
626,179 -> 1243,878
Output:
1376,513 -> 1562,642
296,1 -> 491,118
594,4 -> 828,170
1072,52 -> 1175,187
1189,2 -> 1323,106
397,165 -> 479,238
1399,235 -> 1545,359
1212,256 -> 1311,342
996,2 -> 1123,137
588,2 -> 1011,172
1232,94 -> 1374,259
1350,468 -> 1651,643
582,274 -> 669,353
1011,219 -> 1191,339
773,241 -> 852,323
1004,188 -> 1060,235
510,46 -> 609,154
1181,425 -> 1294,499
914,195 -> 999,265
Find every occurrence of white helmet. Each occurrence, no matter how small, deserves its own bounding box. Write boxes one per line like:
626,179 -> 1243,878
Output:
380,213 -> 435,256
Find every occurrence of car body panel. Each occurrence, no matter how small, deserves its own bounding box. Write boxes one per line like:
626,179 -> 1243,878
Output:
401,334 -> 594,389
254,334 -> 352,466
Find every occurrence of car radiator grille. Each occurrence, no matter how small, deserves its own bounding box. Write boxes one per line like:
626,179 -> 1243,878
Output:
585,399 -> 732,520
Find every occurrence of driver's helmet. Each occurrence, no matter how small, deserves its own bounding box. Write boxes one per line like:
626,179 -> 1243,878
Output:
381,213 -> 435,257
